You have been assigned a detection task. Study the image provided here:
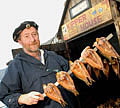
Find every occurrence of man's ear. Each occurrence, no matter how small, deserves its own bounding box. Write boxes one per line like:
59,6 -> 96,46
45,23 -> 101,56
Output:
17,39 -> 22,45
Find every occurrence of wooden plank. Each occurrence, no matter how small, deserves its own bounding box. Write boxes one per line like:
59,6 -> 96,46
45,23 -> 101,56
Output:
62,0 -> 113,41
114,18 -> 120,45
110,0 -> 120,20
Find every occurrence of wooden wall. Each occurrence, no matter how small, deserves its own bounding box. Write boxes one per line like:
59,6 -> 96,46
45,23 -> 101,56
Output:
61,0 -> 120,44
63,0 -> 104,24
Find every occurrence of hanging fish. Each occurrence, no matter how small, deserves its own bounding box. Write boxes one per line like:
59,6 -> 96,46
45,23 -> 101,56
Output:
103,59 -> 109,79
80,46 -> 105,78
56,71 -> 79,96
80,46 -> 104,71
70,60 -> 95,86
93,37 -> 120,77
43,83 -> 67,107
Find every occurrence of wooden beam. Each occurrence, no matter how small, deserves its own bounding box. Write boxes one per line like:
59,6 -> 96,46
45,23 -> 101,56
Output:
110,0 -> 120,20
114,17 -> 120,46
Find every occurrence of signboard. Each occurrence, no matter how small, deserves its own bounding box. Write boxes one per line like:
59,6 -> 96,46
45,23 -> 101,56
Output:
62,0 -> 113,41
69,0 -> 91,19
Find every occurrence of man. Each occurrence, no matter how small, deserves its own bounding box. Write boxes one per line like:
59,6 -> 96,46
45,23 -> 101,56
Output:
0,21 -> 76,108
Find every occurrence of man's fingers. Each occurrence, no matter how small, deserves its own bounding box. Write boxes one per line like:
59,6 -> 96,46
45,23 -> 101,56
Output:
38,93 -> 44,100
30,91 -> 44,100
31,100 -> 39,105
39,96 -> 44,100
32,95 -> 40,100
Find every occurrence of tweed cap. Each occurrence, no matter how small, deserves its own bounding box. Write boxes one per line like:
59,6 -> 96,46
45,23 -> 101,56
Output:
13,21 -> 39,42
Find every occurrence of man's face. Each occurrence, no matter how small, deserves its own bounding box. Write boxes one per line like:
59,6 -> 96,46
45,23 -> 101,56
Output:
18,27 -> 40,53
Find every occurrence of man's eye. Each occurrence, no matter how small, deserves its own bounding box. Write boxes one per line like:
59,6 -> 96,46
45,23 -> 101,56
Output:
33,33 -> 37,36
24,35 -> 29,38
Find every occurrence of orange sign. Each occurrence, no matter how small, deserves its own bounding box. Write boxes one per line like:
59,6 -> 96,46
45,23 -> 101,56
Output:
62,0 -> 112,40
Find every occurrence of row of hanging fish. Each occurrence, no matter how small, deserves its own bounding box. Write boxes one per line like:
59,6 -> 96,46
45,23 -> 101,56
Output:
43,71 -> 79,107
93,37 -> 120,77
42,36 -> 120,107
70,37 -> 120,86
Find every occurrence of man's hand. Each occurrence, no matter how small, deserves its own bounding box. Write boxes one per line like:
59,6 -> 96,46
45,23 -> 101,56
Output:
18,91 -> 44,105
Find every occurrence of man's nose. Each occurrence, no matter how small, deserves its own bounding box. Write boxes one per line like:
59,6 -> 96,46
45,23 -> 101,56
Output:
30,35 -> 35,42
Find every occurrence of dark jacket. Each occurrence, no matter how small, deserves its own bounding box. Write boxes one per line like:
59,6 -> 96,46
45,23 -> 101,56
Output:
0,50 -> 75,108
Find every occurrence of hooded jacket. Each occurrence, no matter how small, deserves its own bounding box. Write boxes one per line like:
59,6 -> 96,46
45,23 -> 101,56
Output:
0,50 -> 75,108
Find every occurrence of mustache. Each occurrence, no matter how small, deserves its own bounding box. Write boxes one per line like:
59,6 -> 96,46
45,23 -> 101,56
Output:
30,40 -> 40,45
30,42 -> 38,45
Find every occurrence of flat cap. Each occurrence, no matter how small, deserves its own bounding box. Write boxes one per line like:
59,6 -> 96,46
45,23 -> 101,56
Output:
13,21 -> 39,42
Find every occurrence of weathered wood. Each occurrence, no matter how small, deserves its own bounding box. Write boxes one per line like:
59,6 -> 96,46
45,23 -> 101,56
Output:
109,0 -> 120,20
62,0 -> 113,41
114,17 -> 120,46
91,0 -> 103,7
